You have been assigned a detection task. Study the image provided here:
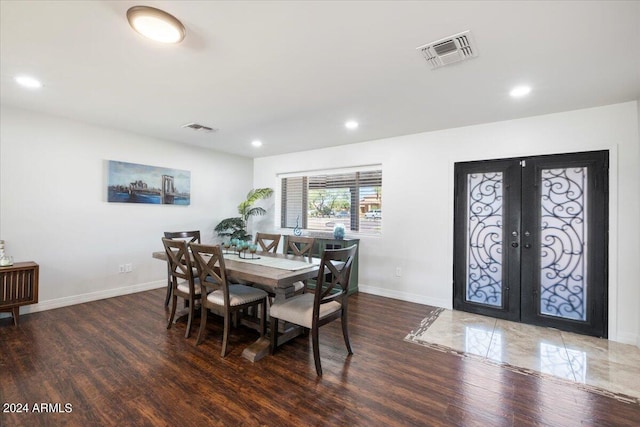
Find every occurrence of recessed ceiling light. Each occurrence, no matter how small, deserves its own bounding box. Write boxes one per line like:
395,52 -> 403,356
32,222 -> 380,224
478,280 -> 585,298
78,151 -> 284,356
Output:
251,140 -> 263,147
510,85 -> 532,98
345,120 -> 359,130
127,6 -> 186,44
15,75 -> 42,89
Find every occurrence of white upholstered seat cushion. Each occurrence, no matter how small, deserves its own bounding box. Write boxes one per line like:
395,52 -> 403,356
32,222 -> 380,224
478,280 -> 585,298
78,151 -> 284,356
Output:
293,281 -> 305,292
177,280 -> 202,295
207,284 -> 267,307
269,293 -> 341,329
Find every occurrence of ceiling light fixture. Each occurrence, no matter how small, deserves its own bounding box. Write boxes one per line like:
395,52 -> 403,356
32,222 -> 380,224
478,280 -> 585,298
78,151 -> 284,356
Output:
15,75 -> 42,89
510,85 -> 532,98
127,6 -> 186,44
251,140 -> 263,147
345,120 -> 359,130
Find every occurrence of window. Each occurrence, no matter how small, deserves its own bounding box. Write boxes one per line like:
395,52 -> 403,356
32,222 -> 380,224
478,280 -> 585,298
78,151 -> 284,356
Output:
281,167 -> 382,235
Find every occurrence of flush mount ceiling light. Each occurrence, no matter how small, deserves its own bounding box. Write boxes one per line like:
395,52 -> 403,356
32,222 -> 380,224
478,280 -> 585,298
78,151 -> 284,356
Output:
127,6 -> 186,43
345,120 -> 359,130
510,85 -> 532,98
15,75 -> 42,89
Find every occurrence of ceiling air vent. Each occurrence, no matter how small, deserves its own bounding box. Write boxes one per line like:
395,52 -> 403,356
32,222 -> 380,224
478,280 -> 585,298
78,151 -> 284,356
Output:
416,30 -> 478,69
181,122 -> 217,132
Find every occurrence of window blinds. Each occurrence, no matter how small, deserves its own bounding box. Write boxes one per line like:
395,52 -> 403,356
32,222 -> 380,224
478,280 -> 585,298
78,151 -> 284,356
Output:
281,169 -> 382,232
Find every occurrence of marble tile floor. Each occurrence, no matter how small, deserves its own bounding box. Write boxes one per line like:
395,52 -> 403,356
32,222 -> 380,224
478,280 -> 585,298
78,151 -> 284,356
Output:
408,309 -> 640,402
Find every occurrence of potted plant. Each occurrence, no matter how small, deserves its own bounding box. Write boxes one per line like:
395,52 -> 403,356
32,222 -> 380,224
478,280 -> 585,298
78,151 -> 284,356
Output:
214,188 -> 274,241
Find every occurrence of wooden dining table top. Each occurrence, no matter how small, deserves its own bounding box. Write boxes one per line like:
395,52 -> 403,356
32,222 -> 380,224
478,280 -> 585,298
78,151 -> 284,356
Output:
152,250 -> 320,293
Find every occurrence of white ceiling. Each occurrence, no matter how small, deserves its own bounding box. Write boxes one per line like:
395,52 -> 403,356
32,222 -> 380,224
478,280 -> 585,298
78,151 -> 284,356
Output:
1,1 -> 639,158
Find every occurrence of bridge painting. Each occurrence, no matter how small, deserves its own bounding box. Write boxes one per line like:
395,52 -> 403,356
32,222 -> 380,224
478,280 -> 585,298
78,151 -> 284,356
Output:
107,160 -> 191,205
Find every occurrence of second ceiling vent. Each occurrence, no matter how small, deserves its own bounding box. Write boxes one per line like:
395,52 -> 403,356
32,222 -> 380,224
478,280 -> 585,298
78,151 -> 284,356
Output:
416,30 -> 478,69
181,122 -> 217,132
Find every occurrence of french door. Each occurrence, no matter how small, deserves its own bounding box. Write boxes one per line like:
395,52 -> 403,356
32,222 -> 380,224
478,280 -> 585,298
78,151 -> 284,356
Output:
453,151 -> 608,337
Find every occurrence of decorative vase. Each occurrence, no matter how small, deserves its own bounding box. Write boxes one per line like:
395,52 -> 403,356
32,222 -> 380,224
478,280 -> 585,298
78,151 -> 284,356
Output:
0,240 -> 13,266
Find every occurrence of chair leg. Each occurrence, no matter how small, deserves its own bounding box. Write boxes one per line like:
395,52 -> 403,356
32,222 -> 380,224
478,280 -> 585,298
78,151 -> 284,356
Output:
185,297 -> 194,338
232,312 -> 239,328
167,294 -> 178,329
312,327 -> 322,376
341,309 -> 353,354
270,316 -> 278,354
164,270 -> 172,307
260,300 -> 266,337
196,304 -> 208,345
221,311 -> 231,357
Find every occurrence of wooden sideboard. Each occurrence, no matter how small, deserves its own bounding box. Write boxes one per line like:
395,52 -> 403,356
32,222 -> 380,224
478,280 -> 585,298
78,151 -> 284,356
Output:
0,262 -> 39,326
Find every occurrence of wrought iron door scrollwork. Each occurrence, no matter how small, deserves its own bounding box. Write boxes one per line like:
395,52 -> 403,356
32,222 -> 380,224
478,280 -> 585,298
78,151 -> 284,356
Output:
466,172 -> 503,307
540,168 -> 587,321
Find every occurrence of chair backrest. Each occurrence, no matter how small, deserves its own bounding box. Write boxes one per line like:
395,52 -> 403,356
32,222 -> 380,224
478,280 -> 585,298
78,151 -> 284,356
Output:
189,243 -> 230,305
255,232 -> 281,253
283,235 -> 315,262
164,230 -> 201,243
313,244 -> 358,313
162,238 -> 196,292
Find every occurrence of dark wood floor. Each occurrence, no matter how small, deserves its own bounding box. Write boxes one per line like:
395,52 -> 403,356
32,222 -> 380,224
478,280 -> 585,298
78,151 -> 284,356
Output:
1,289 -> 638,426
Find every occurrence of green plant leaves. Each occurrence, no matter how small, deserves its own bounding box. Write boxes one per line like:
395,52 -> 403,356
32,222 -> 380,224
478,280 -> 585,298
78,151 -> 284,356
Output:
215,187 -> 274,240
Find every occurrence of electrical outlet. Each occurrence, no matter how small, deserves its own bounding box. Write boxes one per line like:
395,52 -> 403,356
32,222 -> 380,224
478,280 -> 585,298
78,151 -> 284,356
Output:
395,267 -> 402,277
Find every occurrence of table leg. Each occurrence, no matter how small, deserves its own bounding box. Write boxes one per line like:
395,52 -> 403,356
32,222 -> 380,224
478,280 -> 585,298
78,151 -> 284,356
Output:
274,284 -> 297,302
242,283 -> 304,362
171,301 -> 201,324
241,337 -> 271,362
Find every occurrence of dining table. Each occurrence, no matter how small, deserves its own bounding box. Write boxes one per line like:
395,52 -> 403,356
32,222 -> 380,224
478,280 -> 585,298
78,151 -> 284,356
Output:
152,248 -> 321,362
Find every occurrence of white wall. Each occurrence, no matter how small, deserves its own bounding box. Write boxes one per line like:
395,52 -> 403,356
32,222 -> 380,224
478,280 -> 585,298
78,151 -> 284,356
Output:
254,101 -> 640,345
637,97 -> 640,348
0,106 -> 253,314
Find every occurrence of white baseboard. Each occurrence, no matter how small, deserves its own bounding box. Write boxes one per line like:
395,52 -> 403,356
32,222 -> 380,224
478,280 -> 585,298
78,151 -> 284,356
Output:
614,331 -> 640,347
0,280 -> 165,319
357,284 -> 452,309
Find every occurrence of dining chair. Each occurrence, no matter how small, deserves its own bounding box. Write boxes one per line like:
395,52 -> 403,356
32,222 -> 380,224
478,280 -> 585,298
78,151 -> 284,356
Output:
269,244 -> 357,376
190,243 -> 268,357
162,237 -> 202,339
254,232 -> 281,253
283,235 -> 315,294
162,230 -> 201,306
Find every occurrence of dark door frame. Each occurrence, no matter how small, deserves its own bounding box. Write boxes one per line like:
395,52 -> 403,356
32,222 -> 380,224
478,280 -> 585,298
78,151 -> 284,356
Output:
453,150 -> 609,337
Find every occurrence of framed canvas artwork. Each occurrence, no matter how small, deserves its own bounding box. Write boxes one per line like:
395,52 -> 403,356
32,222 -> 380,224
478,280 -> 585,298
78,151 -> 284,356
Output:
107,160 -> 191,205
